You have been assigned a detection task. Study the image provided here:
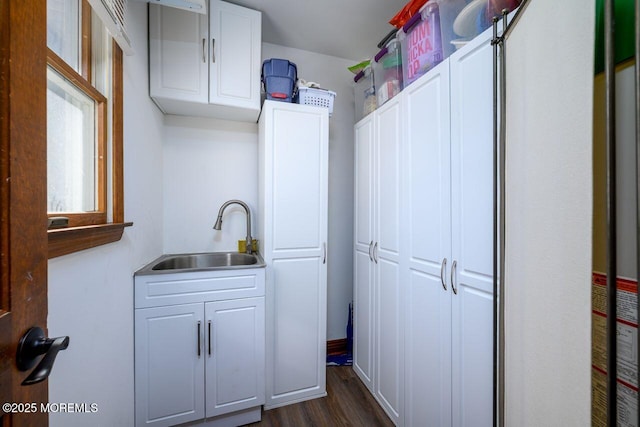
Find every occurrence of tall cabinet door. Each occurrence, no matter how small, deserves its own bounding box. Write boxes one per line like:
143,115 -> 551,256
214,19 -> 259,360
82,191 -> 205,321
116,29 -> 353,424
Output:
149,3 -> 209,103
374,96 -> 404,426
134,303 -> 205,427
353,115 -> 375,392
259,101 -> 329,409
402,60 -> 453,427
205,297 -> 265,417
209,0 -> 261,110
449,29 -> 495,427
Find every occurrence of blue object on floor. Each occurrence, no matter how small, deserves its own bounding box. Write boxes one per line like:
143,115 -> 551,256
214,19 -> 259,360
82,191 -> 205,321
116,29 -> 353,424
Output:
327,353 -> 352,366
327,302 -> 354,366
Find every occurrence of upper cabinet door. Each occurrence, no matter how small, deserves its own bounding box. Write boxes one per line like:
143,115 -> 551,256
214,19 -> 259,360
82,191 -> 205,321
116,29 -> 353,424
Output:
209,0 -> 262,110
149,4 -> 209,103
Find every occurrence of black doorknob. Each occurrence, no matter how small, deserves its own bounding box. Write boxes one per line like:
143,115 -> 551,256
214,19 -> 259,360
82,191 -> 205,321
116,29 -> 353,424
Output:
16,327 -> 69,386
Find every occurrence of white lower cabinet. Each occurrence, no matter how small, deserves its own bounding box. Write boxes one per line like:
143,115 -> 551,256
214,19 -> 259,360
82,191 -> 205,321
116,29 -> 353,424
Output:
134,268 -> 265,427
354,26 -> 495,427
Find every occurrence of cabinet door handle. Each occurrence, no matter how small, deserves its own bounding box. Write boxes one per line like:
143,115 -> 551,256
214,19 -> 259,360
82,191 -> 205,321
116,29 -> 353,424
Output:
197,321 -> 202,357
202,38 -> 206,63
368,240 -> 374,262
451,260 -> 458,295
373,242 -> 378,264
440,258 -> 447,291
208,320 -> 212,356
211,38 -> 215,63
323,242 -> 327,264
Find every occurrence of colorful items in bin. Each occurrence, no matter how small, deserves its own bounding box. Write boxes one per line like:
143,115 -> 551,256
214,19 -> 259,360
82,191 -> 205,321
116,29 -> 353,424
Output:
399,2 -> 443,87
353,65 -> 376,122
453,0 -> 520,39
261,58 -> 297,102
373,38 -> 403,107
389,0 -> 429,29
348,59 -> 371,75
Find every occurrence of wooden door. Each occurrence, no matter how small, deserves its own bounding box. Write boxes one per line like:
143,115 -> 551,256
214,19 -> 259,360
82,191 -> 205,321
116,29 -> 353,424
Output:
0,1 -> 50,426
403,60 -> 453,427
449,28 -> 495,427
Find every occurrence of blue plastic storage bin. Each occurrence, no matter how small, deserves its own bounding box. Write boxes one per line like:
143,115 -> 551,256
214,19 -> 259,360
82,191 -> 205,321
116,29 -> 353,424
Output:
262,58 -> 297,102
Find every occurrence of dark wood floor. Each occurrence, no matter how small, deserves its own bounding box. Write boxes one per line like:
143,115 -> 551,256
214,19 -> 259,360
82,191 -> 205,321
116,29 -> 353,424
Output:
245,366 -> 394,427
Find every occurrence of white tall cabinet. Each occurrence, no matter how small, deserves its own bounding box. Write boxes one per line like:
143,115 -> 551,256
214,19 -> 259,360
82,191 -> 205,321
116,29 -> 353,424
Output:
448,29 -> 495,427
353,95 -> 404,426
402,59 -> 453,427
148,0 -> 262,121
354,26 -> 495,427
353,114 -> 375,392
258,100 -> 329,409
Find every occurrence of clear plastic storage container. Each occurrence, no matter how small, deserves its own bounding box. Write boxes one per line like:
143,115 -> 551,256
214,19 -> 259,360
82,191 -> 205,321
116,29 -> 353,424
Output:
353,65 -> 376,122
372,37 -> 403,107
451,0 -> 521,47
397,0 -> 468,80
398,2 -> 444,87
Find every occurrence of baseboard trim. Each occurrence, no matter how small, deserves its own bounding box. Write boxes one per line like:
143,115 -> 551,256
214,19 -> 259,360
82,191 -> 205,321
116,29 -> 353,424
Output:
327,338 -> 347,355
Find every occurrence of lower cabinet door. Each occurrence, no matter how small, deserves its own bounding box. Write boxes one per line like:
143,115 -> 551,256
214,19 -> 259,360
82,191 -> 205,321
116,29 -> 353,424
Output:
205,297 -> 265,417
135,303 -> 205,427
266,256 -> 327,408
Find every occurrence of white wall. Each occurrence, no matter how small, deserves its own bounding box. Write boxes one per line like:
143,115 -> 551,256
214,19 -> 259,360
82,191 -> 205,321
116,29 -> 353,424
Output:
162,42 -> 356,340
163,116 -> 258,253
47,3 -> 165,426
503,0 -> 594,425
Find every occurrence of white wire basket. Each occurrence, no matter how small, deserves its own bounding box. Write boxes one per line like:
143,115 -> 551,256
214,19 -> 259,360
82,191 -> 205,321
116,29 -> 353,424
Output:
297,87 -> 336,116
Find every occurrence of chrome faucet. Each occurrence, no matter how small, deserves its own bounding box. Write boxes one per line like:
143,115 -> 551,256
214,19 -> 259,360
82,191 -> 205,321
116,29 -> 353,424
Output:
213,199 -> 253,254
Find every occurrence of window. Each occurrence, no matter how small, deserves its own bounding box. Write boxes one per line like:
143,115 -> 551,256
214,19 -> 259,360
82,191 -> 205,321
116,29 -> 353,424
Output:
46,0 -> 130,258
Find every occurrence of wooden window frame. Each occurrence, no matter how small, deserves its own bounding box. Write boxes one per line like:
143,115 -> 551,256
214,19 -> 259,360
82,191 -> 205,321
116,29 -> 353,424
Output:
47,1 -> 131,259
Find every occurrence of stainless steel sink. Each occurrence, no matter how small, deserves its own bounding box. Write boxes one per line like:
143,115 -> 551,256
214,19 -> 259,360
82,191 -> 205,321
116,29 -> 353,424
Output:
136,251 -> 265,275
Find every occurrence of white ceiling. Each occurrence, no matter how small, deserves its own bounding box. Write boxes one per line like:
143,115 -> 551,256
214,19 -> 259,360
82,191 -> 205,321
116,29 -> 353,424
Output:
224,0 -> 408,61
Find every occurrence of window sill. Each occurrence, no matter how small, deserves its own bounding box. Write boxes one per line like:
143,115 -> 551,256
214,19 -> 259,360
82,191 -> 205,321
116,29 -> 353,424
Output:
48,222 -> 133,259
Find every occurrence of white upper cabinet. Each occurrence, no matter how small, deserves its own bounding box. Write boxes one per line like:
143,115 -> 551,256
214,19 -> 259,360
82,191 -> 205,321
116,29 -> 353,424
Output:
149,6 -> 208,103
209,0 -> 261,110
149,0 -> 262,122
